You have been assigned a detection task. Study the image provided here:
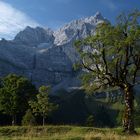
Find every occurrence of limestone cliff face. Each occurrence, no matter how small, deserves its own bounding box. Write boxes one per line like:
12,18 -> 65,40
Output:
0,12 -> 107,91
14,26 -> 54,46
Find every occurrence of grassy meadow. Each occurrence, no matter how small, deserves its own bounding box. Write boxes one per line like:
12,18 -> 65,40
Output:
0,125 -> 139,140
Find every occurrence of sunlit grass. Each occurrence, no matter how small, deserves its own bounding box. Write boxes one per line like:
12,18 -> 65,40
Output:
0,125 -> 139,140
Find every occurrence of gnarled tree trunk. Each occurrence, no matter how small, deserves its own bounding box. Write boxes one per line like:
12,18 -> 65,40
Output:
122,85 -> 136,134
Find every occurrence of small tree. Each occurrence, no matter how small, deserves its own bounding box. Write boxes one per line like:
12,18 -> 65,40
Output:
22,109 -> 36,126
29,86 -> 58,126
75,10 -> 140,134
0,74 -> 37,125
86,115 -> 94,127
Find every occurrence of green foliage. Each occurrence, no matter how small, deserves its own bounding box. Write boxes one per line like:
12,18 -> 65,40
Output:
0,74 -> 37,125
86,115 -> 94,127
22,109 -> 36,126
75,10 -> 140,93
29,85 -> 58,125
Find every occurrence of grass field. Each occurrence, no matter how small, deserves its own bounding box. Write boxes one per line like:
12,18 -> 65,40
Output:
0,125 -> 139,140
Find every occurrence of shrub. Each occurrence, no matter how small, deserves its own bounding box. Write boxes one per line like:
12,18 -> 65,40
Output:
86,115 -> 94,127
22,109 -> 36,126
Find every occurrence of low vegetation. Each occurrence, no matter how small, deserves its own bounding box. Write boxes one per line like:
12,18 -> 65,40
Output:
0,125 -> 140,140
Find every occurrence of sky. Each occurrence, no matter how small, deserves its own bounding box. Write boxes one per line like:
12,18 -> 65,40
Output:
0,0 -> 140,39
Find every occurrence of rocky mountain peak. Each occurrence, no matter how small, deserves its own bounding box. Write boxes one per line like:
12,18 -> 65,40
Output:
94,11 -> 104,20
54,12 -> 106,45
14,26 -> 54,46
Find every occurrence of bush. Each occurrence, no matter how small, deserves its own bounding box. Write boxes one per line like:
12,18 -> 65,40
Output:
86,115 -> 94,127
22,109 -> 36,126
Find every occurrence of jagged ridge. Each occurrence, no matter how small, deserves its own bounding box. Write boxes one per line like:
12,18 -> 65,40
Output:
0,12 -> 108,91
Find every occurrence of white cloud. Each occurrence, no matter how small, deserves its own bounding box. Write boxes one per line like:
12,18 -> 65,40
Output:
0,1 -> 39,40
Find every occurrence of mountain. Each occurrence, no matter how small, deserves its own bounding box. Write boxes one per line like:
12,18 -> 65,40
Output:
14,26 -> 54,46
54,12 -> 107,45
0,12 -> 110,91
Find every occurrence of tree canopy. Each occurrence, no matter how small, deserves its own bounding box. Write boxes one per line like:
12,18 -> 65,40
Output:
75,10 -> 140,92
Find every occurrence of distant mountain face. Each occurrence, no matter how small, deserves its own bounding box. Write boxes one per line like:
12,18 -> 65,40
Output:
14,26 -> 54,46
0,12 -> 108,92
54,12 -> 107,45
